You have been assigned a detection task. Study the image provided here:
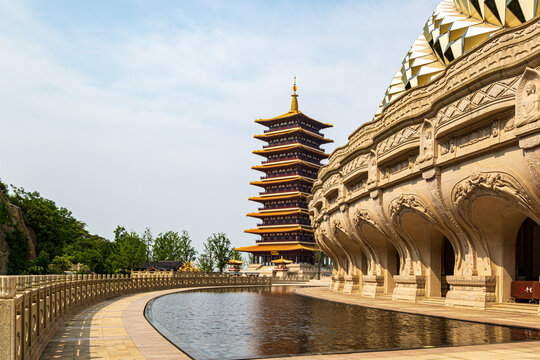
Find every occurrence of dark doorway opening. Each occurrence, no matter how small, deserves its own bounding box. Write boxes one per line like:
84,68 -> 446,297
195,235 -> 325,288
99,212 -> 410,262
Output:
441,237 -> 455,297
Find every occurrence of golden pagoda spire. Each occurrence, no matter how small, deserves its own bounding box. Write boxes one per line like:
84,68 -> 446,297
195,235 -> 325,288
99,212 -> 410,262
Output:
291,76 -> 299,112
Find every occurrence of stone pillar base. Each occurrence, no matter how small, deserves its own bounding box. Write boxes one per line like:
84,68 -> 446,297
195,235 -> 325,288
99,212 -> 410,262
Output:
343,275 -> 360,294
331,275 -> 345,292
361,275 -> 384,298
392,275 -> 426,302
445,276 -> 496,309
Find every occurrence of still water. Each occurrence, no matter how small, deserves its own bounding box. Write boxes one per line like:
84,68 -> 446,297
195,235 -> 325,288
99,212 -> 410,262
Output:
144,286 -> 540,360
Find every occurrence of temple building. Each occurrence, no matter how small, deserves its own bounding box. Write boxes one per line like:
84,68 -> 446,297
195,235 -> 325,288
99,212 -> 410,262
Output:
236,79 -> 333,275
309,0 -> 540,309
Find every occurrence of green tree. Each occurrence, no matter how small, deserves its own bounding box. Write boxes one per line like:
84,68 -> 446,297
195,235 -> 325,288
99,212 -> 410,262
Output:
27,250 -> 50,274
153,230 -> 196,263
108,226 -> 148,273
7,185 -> 88,260
312,250 -> 328,280
63,234 -> 113,274
197,253 -> 214,273
51,255 -> 73,273
142,228 -> 153,263
205,233 -> 235,273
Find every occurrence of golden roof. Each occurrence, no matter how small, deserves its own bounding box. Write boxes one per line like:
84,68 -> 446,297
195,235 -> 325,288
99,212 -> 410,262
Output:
227,258 -> 244,265
253,143 -> 328,156
244,226 -> 314,234
376,0 -> 540,117
252,159 -> 321,170
248,192 -> 309,202
246,209 -> 309,218
249,175 -> 315,186
235,243 -> 319,252
272,257 -> 293,264
254,127 -> 333,143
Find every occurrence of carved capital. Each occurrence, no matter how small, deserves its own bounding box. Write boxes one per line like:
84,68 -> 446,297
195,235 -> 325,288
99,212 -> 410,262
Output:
389,194 -> 429,220
452,171 -> 527,209
353,209 -> 374,226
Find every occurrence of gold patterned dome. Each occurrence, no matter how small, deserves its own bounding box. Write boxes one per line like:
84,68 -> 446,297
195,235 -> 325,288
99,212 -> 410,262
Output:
375,0 -> 540,117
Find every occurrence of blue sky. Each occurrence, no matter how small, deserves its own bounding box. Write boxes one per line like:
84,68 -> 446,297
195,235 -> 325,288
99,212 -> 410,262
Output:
0,0 -> 441,253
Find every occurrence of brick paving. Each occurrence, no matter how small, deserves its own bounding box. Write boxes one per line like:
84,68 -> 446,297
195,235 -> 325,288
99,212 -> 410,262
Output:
40,285 -> 540,359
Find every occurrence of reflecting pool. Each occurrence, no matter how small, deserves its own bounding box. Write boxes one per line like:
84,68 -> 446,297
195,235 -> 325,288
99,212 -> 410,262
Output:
144,286 -> 540,360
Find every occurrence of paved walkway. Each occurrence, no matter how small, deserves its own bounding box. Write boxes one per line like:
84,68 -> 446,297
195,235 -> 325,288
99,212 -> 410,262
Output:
295,287 -> 540,330
40,285 -> 540,360
40,288 -> 191,360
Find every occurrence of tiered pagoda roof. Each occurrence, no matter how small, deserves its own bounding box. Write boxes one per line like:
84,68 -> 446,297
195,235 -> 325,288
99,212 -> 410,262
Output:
236,79 -> 332,259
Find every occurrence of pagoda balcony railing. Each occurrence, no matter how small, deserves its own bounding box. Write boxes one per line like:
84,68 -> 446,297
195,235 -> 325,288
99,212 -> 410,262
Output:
258,204 -> 307,211
258,237 -> 314,242
261,188 -> 311,195
263,139 -> 320,149
261,155 -> 324,164
261,219 -> 311,226
263,124 -> 321,135
261,171 -> 316,179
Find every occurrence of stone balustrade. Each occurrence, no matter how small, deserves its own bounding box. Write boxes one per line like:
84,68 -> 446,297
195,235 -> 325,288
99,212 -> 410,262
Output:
0,272 -> 271,360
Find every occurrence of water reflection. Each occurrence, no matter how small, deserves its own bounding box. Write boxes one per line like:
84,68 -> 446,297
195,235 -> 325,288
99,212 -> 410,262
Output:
144,286 -> 540,360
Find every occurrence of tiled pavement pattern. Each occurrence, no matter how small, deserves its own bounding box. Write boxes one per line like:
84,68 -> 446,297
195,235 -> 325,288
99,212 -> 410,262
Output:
40,285 -> 540,359
40,289 -> 191,360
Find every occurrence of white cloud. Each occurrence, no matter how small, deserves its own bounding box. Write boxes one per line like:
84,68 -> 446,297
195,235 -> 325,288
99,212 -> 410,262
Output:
0,0 -> 441,252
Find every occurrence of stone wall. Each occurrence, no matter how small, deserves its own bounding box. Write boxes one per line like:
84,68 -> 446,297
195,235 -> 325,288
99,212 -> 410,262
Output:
0,272 -> 271,360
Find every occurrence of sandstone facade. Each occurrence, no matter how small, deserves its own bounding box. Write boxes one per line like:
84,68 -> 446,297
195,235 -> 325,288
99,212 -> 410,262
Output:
308,14 -> 540,309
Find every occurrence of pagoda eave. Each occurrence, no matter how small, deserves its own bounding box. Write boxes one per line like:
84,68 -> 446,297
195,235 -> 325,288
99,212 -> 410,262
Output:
255,111 -> 333,130
252,144 -> 329,157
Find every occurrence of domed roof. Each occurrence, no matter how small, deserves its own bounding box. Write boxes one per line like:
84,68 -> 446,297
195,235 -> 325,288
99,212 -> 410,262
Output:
375,0 -> 540,117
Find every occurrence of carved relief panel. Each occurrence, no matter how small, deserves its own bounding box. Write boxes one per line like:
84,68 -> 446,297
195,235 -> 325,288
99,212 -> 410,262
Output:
515,67 -> 540,136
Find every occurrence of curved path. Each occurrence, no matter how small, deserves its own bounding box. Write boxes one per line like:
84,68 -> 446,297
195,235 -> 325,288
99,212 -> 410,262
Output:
40,285 -> 540,360
40,288 -> 192,360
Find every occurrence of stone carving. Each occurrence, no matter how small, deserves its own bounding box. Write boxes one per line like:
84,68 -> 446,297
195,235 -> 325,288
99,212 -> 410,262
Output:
341,154 -> 369,176
367,150 -> 378,186
376,125 -> 420,156
452,171 -> 525,208
457,124 -> 494,148
516,68 -> 540,128
383,152 -> 417,178
389,194 -> 428,219
322,174 -> 340,192
332,219 -> 344,234
439,137 -> 456,155
353,209 -> 374,226
417,120 -> 434,163
346,175 -> 367,195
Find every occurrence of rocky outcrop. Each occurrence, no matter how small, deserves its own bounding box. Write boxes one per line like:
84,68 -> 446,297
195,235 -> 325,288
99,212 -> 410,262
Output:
0,191 -> 35,274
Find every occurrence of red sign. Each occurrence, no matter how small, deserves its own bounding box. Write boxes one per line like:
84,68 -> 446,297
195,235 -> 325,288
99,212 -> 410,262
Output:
511,281 -> 540,300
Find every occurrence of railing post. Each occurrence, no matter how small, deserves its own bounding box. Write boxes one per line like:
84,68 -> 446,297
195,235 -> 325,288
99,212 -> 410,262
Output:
0,276 -> 17,360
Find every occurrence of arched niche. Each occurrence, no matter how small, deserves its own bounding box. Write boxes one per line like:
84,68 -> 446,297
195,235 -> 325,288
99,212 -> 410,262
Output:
360,223 -> 399,294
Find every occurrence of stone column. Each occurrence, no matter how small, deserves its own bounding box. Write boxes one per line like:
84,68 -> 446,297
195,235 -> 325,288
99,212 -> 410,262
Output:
0,276 -> 17,360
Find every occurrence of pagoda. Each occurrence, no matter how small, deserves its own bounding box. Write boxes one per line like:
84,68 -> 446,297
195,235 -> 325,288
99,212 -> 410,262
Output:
236,79 -> 333,271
